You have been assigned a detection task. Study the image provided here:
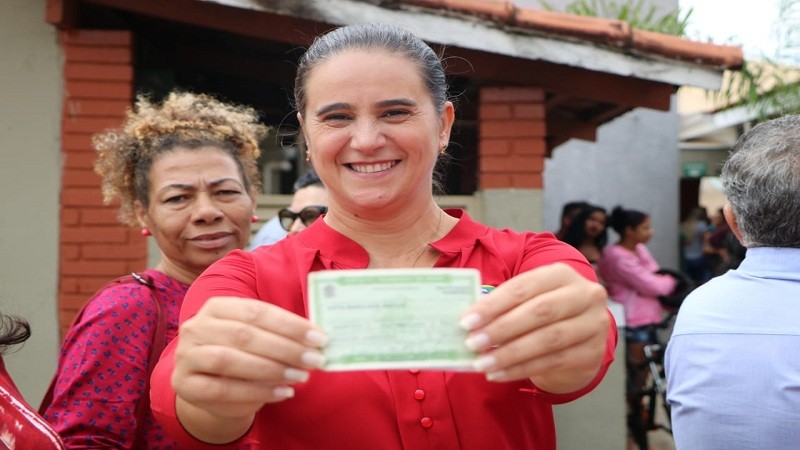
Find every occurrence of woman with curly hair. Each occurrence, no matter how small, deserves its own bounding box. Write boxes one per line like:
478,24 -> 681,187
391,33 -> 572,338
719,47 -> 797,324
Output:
41,91 -> 266,449
1,314 -> 65,448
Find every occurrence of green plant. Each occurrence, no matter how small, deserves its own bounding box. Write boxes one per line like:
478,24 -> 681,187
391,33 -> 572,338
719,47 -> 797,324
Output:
715,0 -> 800,121
539,0 -> 692,36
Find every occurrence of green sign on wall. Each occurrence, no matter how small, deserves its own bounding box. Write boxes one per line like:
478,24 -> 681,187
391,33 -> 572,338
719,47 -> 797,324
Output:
682,162 -> 707,178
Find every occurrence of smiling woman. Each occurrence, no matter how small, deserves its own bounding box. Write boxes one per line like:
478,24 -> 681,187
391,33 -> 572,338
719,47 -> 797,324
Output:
40,92 -> 266,450
150,24 -> 616,450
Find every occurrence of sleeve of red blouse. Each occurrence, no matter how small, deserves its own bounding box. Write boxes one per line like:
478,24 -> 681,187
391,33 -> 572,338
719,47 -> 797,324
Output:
514,233 -> 618,404
42,282 -> 157,449
151,250 -> 261,449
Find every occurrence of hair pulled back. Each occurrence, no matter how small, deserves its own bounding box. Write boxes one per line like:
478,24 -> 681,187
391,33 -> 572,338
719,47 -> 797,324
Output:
609,206 -> 648,235
93,91 -> 266,226
294,23 -> 448,115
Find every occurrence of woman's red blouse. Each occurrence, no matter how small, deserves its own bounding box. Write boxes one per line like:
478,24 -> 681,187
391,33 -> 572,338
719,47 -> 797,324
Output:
151,210 -> 617,450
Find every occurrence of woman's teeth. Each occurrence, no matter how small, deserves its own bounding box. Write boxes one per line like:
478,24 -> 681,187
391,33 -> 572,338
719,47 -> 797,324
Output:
350,161 -> 396,173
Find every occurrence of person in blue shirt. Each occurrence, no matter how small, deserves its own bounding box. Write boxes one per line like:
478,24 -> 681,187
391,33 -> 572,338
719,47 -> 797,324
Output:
666,115 -> 800,450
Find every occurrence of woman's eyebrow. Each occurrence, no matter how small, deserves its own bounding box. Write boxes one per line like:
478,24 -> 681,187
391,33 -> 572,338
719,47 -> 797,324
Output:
315,102 -> 350,116
376,98 -> 417,108
315,98 -> 418,117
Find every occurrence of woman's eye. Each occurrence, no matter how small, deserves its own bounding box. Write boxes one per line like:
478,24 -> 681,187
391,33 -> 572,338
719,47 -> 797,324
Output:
217,190 -> 241,197
165,195 -> 188,204
323,113 -> 351,122
383,109 -> 409,119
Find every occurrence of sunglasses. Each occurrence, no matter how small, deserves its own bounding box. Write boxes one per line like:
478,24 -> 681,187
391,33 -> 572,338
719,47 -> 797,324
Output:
278,205 -> 328,231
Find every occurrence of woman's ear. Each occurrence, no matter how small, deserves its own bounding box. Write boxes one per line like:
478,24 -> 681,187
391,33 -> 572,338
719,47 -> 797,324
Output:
439,101 -> 455,150
134,200 -> 150,229
723,203 -> 745,246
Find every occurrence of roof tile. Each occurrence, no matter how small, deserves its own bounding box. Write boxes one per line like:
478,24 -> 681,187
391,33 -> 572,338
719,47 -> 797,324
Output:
631,29 -> 743,68
514,8 -> 630,47
404,0 -> 514,20
396,0 -> 744,70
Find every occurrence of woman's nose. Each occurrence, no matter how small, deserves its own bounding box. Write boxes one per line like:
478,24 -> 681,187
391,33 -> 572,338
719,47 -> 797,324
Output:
350,120 -> 385,153
192,194 -> 223,223
288,218 -> 306,235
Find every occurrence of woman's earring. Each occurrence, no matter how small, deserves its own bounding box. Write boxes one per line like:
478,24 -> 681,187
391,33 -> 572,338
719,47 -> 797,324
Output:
305,151 -> 311,162
251,215 -> 259,223
140,228 -> 152,237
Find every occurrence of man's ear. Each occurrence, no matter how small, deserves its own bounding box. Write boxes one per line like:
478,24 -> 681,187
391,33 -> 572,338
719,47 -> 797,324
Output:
723,203 -> 745,246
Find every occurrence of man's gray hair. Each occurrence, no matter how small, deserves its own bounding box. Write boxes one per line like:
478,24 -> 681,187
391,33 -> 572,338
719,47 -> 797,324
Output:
721,115 -> 800,248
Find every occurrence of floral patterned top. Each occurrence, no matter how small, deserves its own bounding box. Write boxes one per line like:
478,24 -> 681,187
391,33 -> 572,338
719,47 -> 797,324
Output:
42,269 -> 188,449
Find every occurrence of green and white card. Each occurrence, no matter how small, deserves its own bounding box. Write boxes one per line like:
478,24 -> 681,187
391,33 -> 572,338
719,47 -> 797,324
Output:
308,268 -> 480,371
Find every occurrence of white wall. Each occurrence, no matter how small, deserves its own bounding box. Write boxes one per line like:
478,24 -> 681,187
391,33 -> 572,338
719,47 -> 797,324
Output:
0,0 -> 62,403
544,103 -> 681,268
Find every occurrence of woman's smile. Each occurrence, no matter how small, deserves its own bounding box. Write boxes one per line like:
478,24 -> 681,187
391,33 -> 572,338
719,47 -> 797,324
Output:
347,161 -> 398,174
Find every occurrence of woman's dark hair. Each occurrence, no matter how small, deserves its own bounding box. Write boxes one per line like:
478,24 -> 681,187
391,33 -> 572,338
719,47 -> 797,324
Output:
0,314 -> 31,354
562,204 -> 608,250
609,206 -> 648,235
294,23 -> 448,115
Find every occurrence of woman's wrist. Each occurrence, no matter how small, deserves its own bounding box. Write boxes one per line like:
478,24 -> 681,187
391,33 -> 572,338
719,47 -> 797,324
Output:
175,396 -> 255,445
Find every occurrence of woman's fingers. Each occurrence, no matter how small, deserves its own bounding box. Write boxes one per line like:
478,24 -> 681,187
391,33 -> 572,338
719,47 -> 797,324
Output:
172,371 -> 293,419
472,307 -> 608,382
173,296 -> 328,412
461,263 -> 609,384
190,296 -> 327,348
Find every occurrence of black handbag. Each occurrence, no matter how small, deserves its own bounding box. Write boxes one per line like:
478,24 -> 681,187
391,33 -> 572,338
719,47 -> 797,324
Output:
655,268 -> 695,309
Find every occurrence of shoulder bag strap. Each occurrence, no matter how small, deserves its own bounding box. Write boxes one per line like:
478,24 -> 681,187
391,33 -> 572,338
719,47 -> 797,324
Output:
131,272 -> 167,449
131,272 -> 167,450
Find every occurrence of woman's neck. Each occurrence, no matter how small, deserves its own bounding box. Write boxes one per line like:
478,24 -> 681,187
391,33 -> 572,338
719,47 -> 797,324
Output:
619,238 -> 638,252
154,260 -> 197,285
324,199 -> 456,268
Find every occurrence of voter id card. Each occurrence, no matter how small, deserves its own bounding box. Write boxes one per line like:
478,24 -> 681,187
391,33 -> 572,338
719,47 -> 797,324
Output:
308,268 -> 480,371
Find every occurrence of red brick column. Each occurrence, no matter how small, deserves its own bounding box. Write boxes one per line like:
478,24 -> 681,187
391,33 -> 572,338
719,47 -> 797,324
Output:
478,87 -> 547,189
58,30 -> 140,337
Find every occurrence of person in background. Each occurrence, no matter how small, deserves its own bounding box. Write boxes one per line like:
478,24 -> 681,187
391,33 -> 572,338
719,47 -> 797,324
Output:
248,170 -> 328,249
561,204 -> 607,268
554,200 -> 589,240
680,206 -> 711,285
150,23 -> 615,450
596,206 -> 675,447
42,91 -> 265,449
0,314 -> 65,449
667,115 -> 800,449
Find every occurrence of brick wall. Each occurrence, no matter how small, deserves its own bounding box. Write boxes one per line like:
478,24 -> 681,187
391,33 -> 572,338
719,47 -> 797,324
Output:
58,30 -> 140,337
478,87 -> 547,189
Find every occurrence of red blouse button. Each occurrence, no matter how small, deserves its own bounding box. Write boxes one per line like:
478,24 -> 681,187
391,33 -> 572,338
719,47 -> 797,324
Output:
420,417 -> 433,429
414,389 -> 426,400
409,368 -> 420,374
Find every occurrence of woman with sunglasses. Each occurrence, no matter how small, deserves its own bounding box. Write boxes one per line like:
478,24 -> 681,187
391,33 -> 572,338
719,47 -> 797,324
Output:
151,23 -> 615,450
249,171 -> 328,249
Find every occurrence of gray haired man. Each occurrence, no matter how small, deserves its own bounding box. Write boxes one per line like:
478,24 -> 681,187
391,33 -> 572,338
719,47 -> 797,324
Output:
666,115 -> 800,449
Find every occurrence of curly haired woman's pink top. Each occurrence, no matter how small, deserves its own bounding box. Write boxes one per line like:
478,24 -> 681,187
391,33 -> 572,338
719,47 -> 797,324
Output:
42,269 -> 188,449
597,243 -> 676,327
